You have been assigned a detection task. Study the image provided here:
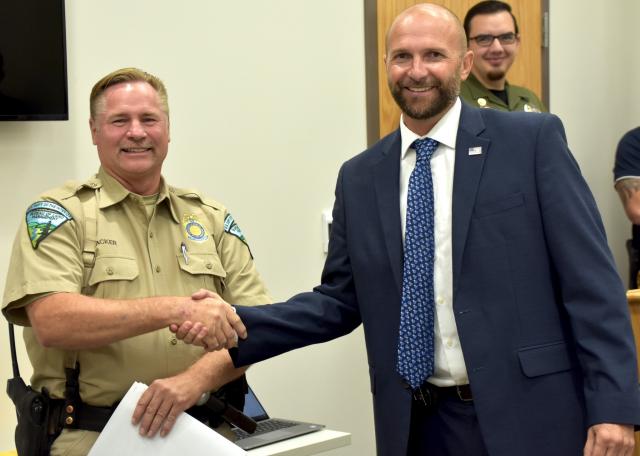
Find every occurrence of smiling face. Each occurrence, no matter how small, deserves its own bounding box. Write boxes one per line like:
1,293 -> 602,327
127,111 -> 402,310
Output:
89,81 -> 170,195
385,5 -> 473,135
467,11 -> 519,90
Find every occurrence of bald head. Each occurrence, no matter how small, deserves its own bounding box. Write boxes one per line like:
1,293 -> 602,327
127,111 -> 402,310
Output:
385,3 -> 467,56
383,2 -> 473,135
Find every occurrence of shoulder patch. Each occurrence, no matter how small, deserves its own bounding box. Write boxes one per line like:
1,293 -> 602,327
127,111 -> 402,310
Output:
224,213 -> 249,246
26,201 -> 73,249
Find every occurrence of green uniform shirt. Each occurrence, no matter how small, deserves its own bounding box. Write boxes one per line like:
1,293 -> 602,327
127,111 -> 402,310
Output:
460,73 -> 546,113
2,168 -> 270,453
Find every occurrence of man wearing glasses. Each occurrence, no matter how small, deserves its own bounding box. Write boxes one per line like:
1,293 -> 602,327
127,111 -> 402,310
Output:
460,1 -> 546,112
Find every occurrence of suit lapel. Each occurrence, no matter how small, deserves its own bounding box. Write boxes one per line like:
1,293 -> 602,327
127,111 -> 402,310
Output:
452,105 -> 489,296
372,130 -> 403,294
371,107 -> 489,298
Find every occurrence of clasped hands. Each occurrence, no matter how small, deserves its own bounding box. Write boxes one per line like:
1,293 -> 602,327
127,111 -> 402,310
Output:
169,289 -> 246,351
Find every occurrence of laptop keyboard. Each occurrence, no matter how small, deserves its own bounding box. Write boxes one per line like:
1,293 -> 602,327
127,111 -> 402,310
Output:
233,419 -> 299,439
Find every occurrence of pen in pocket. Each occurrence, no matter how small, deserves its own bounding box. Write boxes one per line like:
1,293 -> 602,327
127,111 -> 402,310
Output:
180,242 -> 189,265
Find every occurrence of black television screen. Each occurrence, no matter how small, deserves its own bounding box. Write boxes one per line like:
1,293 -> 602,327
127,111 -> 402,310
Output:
0,0 -> 68,121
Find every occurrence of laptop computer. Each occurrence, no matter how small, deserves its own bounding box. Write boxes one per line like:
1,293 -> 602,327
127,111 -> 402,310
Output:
231,386 -> 325,450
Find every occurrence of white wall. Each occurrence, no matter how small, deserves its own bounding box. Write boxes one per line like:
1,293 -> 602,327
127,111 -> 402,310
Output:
1,0 -> 639,454
0,1 -> 372,454
549,0 -> 640,276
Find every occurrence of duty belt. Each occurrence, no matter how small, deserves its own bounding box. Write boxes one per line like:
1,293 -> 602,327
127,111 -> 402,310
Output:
42,399 -> 111,432
58,364 -> 255,434
52,396 -> 256,434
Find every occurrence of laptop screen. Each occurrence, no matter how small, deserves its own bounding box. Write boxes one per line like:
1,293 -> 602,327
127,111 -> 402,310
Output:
243,386 -> 269,421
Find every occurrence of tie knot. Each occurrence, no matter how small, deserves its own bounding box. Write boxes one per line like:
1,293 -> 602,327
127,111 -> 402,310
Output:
412,138 -> 438,162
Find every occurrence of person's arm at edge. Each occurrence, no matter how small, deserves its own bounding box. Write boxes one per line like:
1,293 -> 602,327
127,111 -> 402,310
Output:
615,178 -> 640,225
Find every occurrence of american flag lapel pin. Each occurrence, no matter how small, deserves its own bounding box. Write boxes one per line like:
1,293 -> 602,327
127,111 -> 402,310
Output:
468,146 -> 482,156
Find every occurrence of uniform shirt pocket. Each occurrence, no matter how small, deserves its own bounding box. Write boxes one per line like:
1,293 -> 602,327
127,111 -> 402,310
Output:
88,256 -> 139,286
176,253 -> 227,295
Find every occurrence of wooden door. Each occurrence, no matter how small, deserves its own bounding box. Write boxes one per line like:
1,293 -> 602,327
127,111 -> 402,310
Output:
364,0 -> 546,141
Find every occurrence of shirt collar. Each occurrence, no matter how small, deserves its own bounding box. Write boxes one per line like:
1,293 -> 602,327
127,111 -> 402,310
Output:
400,97 -> 462,159
96,167 -> 180,223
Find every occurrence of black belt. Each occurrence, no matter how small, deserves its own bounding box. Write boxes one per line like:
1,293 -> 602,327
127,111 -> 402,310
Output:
50,397 -> 256,434
412,383 -> 473,409
45,399 -> 114,433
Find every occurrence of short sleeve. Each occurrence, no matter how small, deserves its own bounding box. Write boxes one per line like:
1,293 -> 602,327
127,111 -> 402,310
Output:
217,211 -> 272,306
2,199 -> 84,325
614,127 -> 640,181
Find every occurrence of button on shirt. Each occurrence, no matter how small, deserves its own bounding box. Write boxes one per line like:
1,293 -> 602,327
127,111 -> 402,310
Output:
399,97 -> 468,387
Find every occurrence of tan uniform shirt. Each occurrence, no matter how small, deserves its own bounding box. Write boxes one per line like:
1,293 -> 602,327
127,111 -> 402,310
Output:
460,73 -> 547,113
2,168 -> 270,453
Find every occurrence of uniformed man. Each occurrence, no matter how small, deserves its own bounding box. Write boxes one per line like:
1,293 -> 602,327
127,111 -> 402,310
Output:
459,1 -> 546,112
2,67 -> 270,455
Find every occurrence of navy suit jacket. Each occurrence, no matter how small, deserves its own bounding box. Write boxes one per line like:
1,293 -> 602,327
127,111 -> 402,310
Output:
233,103 -> 640,455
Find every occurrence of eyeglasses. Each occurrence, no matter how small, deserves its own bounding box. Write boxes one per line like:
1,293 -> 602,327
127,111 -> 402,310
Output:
468,32 -> 518,47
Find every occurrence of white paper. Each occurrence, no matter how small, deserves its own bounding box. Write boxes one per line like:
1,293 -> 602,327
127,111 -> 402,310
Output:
88,382 -> 247,456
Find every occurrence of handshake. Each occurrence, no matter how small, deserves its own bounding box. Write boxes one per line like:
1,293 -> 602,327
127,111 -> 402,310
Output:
170,289 -> 246,352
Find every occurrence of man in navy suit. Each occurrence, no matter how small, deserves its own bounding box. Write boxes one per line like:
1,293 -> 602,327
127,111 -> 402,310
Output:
176,4 -> 640,455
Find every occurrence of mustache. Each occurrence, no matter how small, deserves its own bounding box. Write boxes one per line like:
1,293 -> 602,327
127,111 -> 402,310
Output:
120,145 -> 154,151
401,77 -> 441,90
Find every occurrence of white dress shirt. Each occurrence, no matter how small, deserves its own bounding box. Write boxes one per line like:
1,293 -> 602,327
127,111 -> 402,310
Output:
399,98 -> 469,386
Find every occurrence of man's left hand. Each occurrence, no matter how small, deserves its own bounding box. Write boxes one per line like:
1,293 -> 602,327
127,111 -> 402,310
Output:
132,373 -> 202,438
583,423 -> 635,456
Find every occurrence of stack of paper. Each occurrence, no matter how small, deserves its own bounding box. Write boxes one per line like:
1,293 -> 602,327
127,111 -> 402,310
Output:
88,382 -> 247,455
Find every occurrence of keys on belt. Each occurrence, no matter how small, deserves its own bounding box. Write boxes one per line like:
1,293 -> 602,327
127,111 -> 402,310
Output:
412,383 -> 473,408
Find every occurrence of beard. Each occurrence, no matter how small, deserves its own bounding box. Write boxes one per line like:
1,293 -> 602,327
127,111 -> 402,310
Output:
486,69 -> 506,81
389,72 -> 460,121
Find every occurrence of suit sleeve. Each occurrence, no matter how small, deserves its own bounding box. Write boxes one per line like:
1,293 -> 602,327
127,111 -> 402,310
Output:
536,115 -> 640,426
232,164 -> 362,366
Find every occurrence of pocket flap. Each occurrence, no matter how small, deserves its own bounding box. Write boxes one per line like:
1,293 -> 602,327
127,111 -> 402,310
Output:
518,341 -> 574,378
176,253 -> 226,278
88,256 -> 139,286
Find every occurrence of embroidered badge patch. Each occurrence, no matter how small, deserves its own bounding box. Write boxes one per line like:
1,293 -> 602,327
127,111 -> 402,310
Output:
224,213 -> 248,245
183,215 -> 209,242
26,201 -> 73,249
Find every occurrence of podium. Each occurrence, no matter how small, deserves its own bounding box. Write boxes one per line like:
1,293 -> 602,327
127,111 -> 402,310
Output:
0,430 -> 351,456
626,289 -> 640,456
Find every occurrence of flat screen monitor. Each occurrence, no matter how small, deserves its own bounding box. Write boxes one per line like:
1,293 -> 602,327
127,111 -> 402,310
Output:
0,0 -> 69,121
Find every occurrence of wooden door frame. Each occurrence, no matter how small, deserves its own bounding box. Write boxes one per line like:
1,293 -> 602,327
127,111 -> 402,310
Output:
363,0 -> 550,146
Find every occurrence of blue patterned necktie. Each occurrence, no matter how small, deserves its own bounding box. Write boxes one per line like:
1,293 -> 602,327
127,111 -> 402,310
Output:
397,137 -> 439,390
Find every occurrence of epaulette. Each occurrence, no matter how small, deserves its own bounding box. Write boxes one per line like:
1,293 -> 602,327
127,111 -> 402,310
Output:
45,176 -> 104,201
42,180 -> 84,201
170,186 -> 222,211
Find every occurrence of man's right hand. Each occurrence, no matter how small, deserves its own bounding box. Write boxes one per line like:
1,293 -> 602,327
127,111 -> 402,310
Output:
172,290 -> 246,351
